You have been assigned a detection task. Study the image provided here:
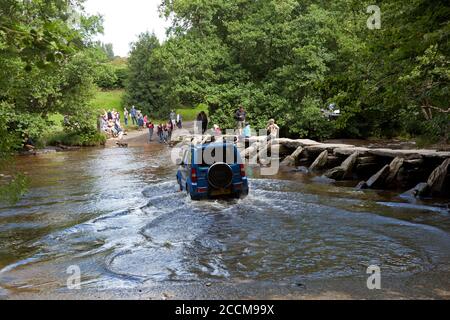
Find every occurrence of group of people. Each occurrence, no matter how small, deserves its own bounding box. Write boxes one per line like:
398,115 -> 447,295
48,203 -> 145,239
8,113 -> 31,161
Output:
233,105 -> 279,141
123,106 -> 148,131
154,122 -> 173,144
196,105 -> 279,143
106,107 -> 184,144
152,110 -> 183,144
99,109 -> 124,139
100,103 -> 279,145
139,110 -> 183,144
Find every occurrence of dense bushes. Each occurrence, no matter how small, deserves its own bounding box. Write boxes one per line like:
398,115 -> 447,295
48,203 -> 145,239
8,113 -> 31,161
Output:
0,0 -> 106,201
95,62 -> 128,89
45,131 -> 107,147
126,0 -> 449,142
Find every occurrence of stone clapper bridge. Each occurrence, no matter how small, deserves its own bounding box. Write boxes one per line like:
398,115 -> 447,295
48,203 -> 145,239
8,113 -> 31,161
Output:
172,134 -> 450,199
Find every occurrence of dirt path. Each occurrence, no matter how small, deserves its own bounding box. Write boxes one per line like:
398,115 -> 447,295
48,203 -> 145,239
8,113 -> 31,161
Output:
105,122 -> 195,148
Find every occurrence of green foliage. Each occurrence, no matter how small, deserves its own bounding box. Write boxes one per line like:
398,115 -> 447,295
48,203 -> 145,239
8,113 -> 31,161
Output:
90,89 -> 125,113
147,0 -> 450,142
99,42 -> 115,60
125,32 -> 168,118
45,131 -> 106,147
0,0 -> 105,203
96,63 -> 118,89
177,104 -> 209,122
288,97 -> 335,140
93,47 -> 128,89
0,102 -> 28,203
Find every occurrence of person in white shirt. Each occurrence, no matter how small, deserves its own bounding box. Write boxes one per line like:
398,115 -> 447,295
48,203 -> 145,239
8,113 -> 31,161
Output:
267,119 -> 279,141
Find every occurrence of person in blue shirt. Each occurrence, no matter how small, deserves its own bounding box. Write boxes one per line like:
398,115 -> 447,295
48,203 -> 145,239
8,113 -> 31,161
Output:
243,122 -> 252,148
130,106 -> 137,125
243,122 -> 251,138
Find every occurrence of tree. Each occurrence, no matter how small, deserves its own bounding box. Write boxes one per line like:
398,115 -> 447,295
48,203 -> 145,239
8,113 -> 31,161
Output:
154,0 -> 449,141
125,32 -> 169,117
0,0 -> 104,202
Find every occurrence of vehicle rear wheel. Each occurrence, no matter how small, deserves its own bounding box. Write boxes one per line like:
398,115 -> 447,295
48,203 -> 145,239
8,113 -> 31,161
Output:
208,163 -> 233,189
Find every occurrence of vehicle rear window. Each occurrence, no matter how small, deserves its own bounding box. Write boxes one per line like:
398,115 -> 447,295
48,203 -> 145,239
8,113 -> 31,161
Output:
195,145 -> 238,166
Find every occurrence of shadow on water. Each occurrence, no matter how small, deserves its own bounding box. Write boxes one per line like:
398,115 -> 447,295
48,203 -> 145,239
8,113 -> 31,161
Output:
0,143 -> 449,295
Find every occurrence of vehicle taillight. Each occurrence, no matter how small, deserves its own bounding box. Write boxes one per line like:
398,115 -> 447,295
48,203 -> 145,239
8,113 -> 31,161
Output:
191,168 -> 198,183
240,164 -> 246,177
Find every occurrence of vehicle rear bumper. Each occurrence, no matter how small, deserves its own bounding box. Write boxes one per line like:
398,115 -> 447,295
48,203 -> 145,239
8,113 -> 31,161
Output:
191,184 -> 249,199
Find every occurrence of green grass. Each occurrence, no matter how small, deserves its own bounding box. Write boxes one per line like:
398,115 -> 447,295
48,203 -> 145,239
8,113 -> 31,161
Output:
176,103 -> 209,121
46,89 -> 125,132
88,89 -> 207,122
90,89 -> 125,114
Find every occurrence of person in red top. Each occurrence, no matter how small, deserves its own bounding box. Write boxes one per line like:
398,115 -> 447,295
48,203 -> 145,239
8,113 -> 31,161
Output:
147,121 -> 155,142
167,120 -> 174,142
157,124 -> 163,143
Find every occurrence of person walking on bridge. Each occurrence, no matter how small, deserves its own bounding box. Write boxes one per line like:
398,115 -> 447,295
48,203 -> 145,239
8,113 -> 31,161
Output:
267,119 -> 280,142
235,105 -> 247,136
196,111 -> 209,134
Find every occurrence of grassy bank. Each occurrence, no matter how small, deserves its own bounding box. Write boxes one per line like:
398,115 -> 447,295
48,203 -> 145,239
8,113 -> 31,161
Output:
90,89 -> 125,114
176,104 -> 208,121
43,89 -> 124,147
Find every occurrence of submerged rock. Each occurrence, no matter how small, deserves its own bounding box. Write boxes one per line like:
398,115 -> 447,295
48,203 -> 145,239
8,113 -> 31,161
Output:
294,166 -> 309,174
309,150 -> 329,171
413,183 -> 430,198
356,181 -> 369,190
366,165 -> 390,189
280,155 -> 296,168
325,152 -> 359,180
427,158 -> 450,197
385,157 -> 405,185
280,147 -> 304,168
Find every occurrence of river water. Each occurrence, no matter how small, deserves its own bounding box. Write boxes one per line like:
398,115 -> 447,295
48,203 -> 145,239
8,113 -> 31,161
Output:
0,142 -> 449,299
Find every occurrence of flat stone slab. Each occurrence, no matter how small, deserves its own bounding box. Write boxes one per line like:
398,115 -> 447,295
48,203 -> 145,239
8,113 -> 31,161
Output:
275,138 -> 320,148
306,144 -> 356,153
334,147 -> 371,157
368,148 -> 450,159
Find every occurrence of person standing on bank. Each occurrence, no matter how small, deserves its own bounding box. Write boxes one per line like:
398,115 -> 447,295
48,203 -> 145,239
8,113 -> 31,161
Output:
170,110 -> 177,127
235,105 -> 247,136
124,108 -> 129,126
130,106 -> 137,126
147,121 -> 154,143
196,111 -> 209,134
176,114 -> 183,129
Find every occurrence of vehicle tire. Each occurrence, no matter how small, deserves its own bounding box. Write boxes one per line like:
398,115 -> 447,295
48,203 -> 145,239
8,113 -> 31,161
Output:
208,163 -> 233,189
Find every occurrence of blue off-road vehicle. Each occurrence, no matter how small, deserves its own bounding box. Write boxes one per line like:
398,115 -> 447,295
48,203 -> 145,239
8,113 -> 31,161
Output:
177,143 -> 249,200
